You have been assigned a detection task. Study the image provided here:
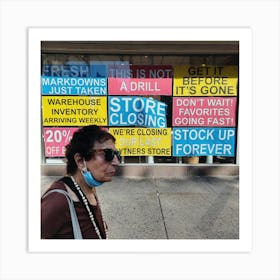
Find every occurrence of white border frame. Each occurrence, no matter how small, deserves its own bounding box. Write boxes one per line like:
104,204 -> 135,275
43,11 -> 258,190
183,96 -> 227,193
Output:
28,27 -> 252,253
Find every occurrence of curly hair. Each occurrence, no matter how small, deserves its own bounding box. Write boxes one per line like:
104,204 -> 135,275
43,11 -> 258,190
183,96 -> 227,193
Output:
65,125 -> 116,174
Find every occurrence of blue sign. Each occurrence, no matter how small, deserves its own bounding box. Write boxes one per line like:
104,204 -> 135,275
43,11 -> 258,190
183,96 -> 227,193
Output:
41,76 -> 107,95
109,96 -> 167,128
173,127 -> 236,156
89,63 -> 107,78
90,61 -> 130,78
42,62 -> 129,78
42,64 -> 91,77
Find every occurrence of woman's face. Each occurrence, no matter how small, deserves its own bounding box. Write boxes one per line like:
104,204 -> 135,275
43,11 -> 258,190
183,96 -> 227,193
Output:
85,139 -> 120,182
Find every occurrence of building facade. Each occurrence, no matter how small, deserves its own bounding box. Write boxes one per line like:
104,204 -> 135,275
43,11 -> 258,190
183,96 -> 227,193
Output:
41,41 -> 239,177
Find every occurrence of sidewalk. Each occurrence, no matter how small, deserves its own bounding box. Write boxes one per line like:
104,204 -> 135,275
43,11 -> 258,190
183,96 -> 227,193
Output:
41,175 -> 239,239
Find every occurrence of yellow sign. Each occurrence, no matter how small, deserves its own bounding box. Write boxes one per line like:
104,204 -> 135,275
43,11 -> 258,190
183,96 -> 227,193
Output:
173,65 -> 238,96
109,127 -> 171,156
42,96 -> 107,126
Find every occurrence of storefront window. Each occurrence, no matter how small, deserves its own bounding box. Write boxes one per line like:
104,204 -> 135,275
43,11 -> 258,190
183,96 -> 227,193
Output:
41,42 -> 239,165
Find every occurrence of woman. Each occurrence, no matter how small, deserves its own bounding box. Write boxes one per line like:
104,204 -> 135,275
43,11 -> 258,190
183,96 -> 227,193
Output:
41,125 -> 120,239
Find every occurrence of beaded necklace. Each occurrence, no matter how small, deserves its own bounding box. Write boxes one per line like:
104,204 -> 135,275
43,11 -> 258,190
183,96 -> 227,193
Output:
70,176 -> 108,239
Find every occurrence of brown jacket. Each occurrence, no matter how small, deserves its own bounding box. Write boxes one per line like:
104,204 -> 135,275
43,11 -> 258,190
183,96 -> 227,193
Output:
41,180 -> 106,239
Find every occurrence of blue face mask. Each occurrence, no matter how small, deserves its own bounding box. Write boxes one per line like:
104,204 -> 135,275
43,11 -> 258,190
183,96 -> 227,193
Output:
81,160 -> 103,188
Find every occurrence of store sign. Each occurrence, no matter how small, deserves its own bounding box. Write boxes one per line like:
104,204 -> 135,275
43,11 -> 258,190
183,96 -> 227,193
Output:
173,65 -> 238,96
108,78 -> 172,95
42,96 -> 107,126
42,64 -> 91,77
173,128 -> 236,156
109,127 -> 171,156
108,65 -> 173,78
43,127 -> 78,157
41,76 -> 107,95
108,96 -> 167,127
41,61 -> 238,159
172,97 -> 237,127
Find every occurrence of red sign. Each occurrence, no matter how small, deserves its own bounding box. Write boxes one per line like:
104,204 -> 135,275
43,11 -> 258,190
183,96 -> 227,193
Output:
108,78 -> 172,95
107,65 -> 173,78
43,127 -> 79,157
172,97 -> 237,127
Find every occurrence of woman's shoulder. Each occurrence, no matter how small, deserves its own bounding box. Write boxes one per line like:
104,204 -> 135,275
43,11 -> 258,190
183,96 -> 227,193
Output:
42,178 -> 68,198
41,178 -> 73,238
49,179 -> 67,191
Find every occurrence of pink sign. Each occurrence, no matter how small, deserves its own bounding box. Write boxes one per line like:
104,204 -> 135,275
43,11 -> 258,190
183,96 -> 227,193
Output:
43,127 -> 79,157
108,78 -> 172,95
172,97 -> 237,127
130,65 -> 173,78
107,65 -> 173,78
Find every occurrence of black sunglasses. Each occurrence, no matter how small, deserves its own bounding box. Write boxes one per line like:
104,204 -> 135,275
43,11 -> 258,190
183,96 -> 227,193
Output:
92,148 -> 121,162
